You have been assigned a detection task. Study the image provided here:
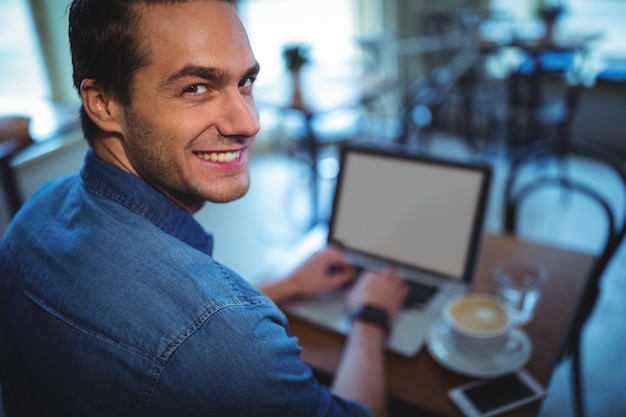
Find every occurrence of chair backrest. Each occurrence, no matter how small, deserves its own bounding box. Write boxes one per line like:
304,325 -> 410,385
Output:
503,138 -> 626,340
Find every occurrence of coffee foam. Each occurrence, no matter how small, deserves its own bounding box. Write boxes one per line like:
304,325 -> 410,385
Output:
449,296 -> 508,332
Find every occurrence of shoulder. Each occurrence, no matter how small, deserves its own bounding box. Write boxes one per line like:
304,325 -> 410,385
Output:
4,176 -> 271,355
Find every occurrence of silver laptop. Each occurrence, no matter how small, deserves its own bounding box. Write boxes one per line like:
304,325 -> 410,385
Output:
283,144 -> 492,356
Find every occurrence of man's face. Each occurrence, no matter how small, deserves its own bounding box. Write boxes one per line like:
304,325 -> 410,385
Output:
118,1 -> 260,212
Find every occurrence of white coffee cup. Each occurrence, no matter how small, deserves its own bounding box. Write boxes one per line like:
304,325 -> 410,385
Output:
442,292 -> 519,359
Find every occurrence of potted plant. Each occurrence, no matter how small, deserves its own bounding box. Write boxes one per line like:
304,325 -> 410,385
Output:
282,43 -> 311,73
282,43 -> 311,110
539,3 -> 566,40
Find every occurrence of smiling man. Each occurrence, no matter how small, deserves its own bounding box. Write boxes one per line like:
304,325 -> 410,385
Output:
81,1 -> 261,211
0,1 -> 408,416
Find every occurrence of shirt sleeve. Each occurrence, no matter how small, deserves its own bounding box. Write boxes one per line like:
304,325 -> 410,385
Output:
147,302 -> 373,417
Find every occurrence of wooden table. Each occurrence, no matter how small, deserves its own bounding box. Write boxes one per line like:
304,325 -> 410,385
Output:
286,233 -> 595,417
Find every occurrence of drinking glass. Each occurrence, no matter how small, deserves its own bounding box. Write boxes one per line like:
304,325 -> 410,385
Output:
493,261 -> 548,325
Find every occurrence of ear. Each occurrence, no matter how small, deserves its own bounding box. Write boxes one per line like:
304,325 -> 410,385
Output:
80,79 -> 125,135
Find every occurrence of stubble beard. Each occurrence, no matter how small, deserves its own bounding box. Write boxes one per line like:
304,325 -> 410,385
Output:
123,108 -> 207,209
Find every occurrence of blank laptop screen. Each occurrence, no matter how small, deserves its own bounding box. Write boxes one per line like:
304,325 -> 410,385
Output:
329,147 -> 490,281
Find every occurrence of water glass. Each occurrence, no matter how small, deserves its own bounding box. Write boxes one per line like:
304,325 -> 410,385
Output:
493,261 -> 548,325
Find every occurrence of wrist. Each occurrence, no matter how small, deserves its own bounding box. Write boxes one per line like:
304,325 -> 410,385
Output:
348,304 -> 390,337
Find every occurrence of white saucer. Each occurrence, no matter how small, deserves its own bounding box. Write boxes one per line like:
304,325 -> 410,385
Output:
426,320 -> 532,378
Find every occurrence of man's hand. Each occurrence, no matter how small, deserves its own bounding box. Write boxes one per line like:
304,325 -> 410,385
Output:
346,268 -> 409,322
258,245 -> 357,304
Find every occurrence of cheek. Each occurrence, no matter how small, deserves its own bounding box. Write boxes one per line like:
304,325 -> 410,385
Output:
150,115 -> 205,150
167,108 -> 216,141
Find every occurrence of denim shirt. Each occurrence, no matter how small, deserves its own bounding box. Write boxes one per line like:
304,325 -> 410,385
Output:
0,151 -> 371,417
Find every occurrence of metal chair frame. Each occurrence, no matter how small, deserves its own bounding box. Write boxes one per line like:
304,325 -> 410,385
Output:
503,138 -> 626,417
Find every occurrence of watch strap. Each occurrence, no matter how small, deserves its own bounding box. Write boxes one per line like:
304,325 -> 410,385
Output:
349,304 -> 390,336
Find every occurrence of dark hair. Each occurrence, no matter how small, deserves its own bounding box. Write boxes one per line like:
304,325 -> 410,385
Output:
68,0 -> 233,141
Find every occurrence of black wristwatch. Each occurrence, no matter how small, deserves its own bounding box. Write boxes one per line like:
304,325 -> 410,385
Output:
349,305 -> 390,336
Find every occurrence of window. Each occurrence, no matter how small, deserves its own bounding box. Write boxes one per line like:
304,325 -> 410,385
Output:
236,0 -> 367,143
490,0 -> 626,59
0,0 -> 51,98
237,0 -> 360,83
561,0 -> 626,58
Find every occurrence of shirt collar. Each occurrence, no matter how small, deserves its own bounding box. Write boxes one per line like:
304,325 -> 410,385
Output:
80,150 -> 213,256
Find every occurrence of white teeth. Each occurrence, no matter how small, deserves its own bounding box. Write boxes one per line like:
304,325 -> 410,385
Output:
198,150 -> 241,162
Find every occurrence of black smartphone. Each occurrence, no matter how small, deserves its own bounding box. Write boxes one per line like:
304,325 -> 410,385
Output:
448,370 -> 545,417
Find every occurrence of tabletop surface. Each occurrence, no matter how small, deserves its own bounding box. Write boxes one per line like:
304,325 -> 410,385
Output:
285,233 -> 595,417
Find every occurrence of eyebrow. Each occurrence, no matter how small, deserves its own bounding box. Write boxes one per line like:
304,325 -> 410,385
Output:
163,62 -> 261,87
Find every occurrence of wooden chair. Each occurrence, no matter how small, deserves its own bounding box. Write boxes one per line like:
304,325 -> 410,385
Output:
502,138 -> 626,417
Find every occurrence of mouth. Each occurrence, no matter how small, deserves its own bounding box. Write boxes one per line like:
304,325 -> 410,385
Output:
193,149 -> 243,163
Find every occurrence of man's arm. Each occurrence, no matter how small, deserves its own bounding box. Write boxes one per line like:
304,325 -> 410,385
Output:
258,248 -> 407,417
331,270 -> 408,417
332,320 -> 388,417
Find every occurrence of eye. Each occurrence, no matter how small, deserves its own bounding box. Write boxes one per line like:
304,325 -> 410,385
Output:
182,84 -> 209,95
239,76 -> 255,92
240,77 -> 254,87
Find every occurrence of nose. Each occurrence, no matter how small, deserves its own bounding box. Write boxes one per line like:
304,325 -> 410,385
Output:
215,90 -> 260,138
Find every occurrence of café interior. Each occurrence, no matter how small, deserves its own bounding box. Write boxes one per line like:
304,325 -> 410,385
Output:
0,0 -> 625,416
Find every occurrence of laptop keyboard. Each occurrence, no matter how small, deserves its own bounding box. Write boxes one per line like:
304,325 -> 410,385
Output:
403,280 -> 439,309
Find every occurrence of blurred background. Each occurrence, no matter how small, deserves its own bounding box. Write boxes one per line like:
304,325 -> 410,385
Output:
1,1 -> 625,416
1,0 -> 626,213
1,0 -> 625,231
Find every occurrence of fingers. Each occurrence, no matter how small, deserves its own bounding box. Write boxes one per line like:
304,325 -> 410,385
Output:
313,247 -> 357,281
347,268 -> 409,318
